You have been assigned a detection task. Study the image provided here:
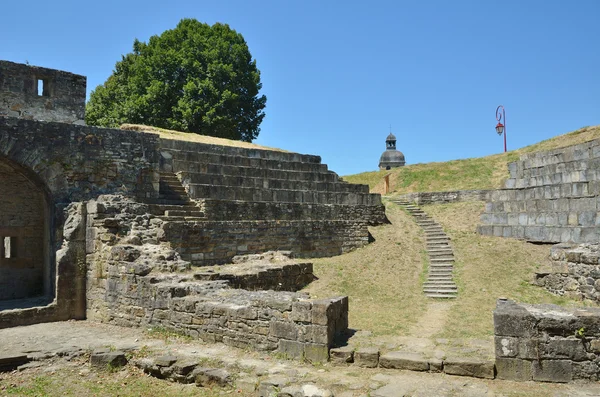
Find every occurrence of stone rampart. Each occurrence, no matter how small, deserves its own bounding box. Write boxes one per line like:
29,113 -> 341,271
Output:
478,138 -> 600,243
397,189 -> 491,205
494,299 -> 600,382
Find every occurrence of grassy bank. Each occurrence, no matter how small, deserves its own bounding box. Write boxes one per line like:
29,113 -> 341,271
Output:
344,125 -> 600,195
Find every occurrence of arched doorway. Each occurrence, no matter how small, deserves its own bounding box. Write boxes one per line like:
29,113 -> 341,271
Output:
0,157 -> 51,302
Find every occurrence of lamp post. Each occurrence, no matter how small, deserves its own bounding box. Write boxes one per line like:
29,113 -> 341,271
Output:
495,105 -> 507,153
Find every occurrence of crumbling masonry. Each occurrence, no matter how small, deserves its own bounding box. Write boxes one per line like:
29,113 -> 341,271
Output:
0,60 -> 385,359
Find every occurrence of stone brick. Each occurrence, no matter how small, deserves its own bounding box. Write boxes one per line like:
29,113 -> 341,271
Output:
304,343 -> 329,363
354,347 -> 379,368
532,360 -> 572,383
329,346 -> 354,365
379,351 -> 429,371
443,358 -> 495,379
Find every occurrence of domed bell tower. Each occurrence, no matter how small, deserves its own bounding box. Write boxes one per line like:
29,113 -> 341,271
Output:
379,133 -> 406,170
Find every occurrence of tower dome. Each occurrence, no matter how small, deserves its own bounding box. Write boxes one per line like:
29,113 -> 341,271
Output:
379,132 -> 405,169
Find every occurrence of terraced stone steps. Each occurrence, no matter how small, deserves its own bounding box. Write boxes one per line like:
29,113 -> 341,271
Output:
392,199 -> 458,299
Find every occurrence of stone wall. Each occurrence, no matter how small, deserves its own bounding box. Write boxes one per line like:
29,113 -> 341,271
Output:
85,196 -> 348,361
479,138 -> 600,243
162,219 -> 370,266
0,61 -> 86,124
397,189 -> 491,205
494,299 -> 600,382
533,243 -> 600,301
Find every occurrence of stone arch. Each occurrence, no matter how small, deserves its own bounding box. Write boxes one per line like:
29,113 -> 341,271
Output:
0,154 -> 54,303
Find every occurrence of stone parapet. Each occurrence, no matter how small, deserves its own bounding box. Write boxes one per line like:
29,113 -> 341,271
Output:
494,299 -> 600,382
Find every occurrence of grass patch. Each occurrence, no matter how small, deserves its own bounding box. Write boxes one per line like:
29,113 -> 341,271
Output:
345,125 -> 600,195
422,201 -> 590,339
303,201 -> 428,336
145,326 -> 193,342
120,123 -> 288,152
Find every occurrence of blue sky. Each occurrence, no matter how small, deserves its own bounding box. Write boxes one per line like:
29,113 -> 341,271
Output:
2,0 -> 599,176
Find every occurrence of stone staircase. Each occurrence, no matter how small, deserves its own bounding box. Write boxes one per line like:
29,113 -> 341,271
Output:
144,172 -> 206,221
391,199 -> 457,299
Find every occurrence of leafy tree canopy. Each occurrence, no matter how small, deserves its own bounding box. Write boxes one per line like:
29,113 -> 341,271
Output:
86,19 -> 266,142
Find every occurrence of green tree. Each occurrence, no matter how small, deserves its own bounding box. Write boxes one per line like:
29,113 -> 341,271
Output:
86,19 -> 266,142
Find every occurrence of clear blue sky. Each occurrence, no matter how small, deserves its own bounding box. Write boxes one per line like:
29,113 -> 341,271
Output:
2,0 -> 599,175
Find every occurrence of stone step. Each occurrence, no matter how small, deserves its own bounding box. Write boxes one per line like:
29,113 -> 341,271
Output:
143,198 -> 192,206
423,287 -> 458,293
423,283 -> 457,288
430,257 -> 454,263
172,161 -> 341,183
426,236 -> 450,241
427,277 -> 454,282
179,172 -> 368,194
186,184 -> 380,205
425,292 -> 457,299
171,150 -> 329,173
160,138 -> 323,163
427,250 -> 453,256
164,210 -> 205,217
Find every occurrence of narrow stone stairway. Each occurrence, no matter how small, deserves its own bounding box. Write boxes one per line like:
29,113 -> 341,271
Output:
144,172 -> 206,220
391,199 -> 458,299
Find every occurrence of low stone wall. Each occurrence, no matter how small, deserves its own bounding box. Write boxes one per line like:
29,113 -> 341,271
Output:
533,243 -> 600,301
494,299 -> 600,382
397,189 -> 491,205
161,219 -> 370,266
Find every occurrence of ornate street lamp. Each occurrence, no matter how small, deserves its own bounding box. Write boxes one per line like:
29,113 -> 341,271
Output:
496,105 -> 507,152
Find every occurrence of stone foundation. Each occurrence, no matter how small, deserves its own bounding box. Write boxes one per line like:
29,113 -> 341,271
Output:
494,299 -> 600,382
533,243 -> 600,301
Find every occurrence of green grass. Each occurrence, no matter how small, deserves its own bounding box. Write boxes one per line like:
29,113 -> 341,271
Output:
422,201 -> 587,339
303,202 -> 429,336
344,125 -> 600,195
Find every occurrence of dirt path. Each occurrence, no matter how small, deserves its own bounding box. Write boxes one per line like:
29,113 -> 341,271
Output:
407,300 -> 454,338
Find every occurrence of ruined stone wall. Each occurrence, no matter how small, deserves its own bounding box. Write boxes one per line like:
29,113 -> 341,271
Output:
494,299 -> 600,382
397,189 -> 491,205
479,138 -> 600,243
533,243 -> 600,301
0,61 -> 86,124
85,197 -> 348,362
162,219 -> 369,266
0,118 -> 160,203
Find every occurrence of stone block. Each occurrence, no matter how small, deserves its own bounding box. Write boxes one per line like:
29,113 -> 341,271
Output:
493,300 -> 537,338
544,338 -> 587,361
354,347 -> 379,368
278,340 -> 304,359
194,368 -> 232,387
495,358 -> 532,381
0,354 -> 29,372
443,358 -> 494,379
532,360 -> 572,383
329,345 -> 354,365
379,351 -> 429,371
270,321 -> 298,340
90,351 -> 128,369
304,343 -> 329,363
290,300 -> 312,323
495,336 -> 518,357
